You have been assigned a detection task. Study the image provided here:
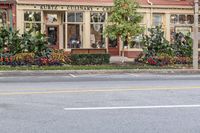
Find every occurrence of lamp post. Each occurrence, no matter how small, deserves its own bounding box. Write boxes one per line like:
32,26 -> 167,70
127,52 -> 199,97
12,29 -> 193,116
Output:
193,0 -> 199,69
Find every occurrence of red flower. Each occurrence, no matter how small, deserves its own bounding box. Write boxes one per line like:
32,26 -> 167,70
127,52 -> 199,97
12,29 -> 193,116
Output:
147,57 -> 157,65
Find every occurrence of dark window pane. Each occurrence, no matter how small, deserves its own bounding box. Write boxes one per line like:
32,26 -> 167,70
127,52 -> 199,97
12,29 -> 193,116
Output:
91,12 -> 106,23
67,13 -> 75,22
187,15 -> 194,24
179,15 -> 186,24
76,13 -> 83,22
24,11 -> 41,22
170,14 -> 178,24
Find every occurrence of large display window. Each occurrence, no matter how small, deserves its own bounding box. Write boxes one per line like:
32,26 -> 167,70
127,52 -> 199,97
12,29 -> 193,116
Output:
0,10 -> 7,28
170,14 -> 194,25
67,12 -> 83,48
90,12 -> 106,48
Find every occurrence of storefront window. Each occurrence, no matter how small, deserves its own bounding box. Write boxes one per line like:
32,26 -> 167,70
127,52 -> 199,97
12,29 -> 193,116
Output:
179,15 -> 186,24
0,10 -> 7,28
153,14 -> 162,26
170,14 -> 194,24
90,12 -> 106,48
24,11 -> 41,34
170,14 -> 178,24
187,15 -> 194,24
130,35 -> 143,49
24,11 -> 41,22
67,12 -> 83,22
67,12 -> 83,48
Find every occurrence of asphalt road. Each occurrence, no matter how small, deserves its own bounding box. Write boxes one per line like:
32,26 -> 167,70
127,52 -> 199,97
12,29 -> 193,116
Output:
0,73 -> 200,133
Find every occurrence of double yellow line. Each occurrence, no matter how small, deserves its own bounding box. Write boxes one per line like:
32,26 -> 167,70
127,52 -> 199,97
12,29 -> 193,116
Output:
0,86 -> 199,96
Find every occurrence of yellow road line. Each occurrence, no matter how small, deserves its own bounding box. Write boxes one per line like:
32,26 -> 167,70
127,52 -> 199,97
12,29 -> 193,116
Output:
0,86 -> 200,96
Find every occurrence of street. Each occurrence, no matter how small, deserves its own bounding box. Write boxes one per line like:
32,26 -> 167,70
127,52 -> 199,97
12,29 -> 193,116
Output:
0,73 -> 200,133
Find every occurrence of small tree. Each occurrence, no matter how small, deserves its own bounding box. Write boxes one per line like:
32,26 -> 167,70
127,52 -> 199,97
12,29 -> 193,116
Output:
104,0 -> 144,61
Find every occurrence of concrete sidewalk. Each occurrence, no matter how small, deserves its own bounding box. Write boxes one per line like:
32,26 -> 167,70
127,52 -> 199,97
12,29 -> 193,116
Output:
0,69 -> 200,77
110,56 -> 134,64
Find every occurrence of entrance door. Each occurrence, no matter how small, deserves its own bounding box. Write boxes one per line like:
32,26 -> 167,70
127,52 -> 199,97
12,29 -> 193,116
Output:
47,26 -> 59,49
108,38 -> 119,56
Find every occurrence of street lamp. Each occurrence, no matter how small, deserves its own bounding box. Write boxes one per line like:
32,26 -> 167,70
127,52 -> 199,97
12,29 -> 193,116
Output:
193,0 -> 199,69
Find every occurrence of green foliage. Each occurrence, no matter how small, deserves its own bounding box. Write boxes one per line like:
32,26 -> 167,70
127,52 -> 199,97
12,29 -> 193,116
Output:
104,0 -> 144,42
70,54 -> 110,65
142,25 -> 173,58
140,26 -> 193,65
0,27 -> 51,57
0,27 -> 11,52
171,32 -> 192,57
21,30 -> 52,58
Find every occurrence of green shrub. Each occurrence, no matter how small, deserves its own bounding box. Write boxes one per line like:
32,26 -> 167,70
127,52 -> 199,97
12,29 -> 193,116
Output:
70,54 -> 110,65
171,32 -> 192,57
142,25 -> 173,58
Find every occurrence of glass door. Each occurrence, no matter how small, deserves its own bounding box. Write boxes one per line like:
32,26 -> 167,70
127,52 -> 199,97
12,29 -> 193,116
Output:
47,26 -> 59,49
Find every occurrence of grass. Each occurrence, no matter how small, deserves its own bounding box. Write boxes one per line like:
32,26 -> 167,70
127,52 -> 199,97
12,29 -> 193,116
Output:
0,63 -> 193,71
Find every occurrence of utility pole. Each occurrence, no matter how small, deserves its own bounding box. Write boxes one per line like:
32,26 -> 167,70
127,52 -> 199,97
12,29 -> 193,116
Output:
193,0 -> 199,69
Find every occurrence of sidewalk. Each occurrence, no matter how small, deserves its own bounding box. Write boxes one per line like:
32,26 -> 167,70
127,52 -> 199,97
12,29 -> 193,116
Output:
0,69 -> 200,77
110,56 -> 134,64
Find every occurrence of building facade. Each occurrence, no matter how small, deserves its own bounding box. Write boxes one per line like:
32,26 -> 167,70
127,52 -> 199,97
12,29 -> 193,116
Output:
0,0 -> 16,30
15,0 -> 195,58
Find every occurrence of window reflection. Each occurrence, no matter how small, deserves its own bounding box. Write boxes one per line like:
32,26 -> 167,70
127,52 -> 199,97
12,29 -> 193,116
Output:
179,15 -> 186,24
24,11 -> 41,34
170,14 -> 178,24
153,14 -> 162,26
90,12 -> 106,48
67,12 -> 83,22
24,11 -> 41,22
0,10 -> 7,27
170,14 -> 194,24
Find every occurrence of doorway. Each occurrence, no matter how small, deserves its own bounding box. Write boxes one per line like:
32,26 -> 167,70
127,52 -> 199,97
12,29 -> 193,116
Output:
46,26 -> 59,49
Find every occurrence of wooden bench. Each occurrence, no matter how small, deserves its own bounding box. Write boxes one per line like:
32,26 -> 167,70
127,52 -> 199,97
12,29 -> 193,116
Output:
71,48 -> 107,54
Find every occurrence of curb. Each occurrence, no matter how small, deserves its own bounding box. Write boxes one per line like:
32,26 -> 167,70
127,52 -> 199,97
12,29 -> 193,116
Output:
0,69 -> 200,77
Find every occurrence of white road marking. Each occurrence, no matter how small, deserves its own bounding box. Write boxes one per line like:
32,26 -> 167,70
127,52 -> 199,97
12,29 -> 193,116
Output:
69,74 -> 77,78
64,104 -> 200,111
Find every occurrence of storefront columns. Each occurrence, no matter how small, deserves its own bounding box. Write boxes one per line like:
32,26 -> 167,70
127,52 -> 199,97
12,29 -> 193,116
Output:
83,11 -> 91,48
146,12 -> 151,32
165,13 -> 171,41
16,8 -> 23,34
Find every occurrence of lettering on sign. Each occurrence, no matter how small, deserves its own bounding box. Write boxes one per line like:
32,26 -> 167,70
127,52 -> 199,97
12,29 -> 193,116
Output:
40,5 -> 58,10
35,4 -> 111,11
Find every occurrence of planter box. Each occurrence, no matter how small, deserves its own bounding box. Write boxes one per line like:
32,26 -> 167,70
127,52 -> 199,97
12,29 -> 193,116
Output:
71,48 -> 107,54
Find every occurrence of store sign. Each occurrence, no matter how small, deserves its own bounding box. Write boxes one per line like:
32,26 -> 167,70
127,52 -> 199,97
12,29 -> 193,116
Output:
40,5 -> 58,10
34,4 -> 111,11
